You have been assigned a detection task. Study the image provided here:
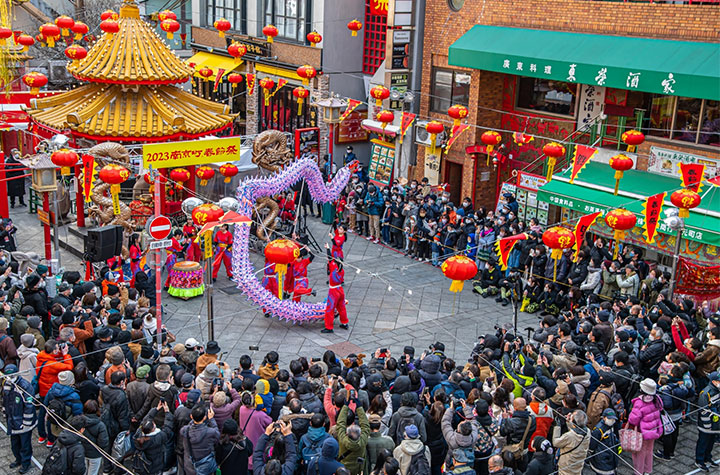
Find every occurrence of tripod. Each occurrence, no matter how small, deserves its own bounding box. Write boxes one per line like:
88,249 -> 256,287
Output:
292,179 -> 321,253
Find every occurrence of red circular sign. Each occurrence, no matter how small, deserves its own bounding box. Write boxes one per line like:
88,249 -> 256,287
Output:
148,215 -> 172,240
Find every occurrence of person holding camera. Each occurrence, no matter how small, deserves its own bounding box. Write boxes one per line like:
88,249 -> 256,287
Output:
180,403 -> 221,475
251,420 -> 297,475
336,398 -> 370,475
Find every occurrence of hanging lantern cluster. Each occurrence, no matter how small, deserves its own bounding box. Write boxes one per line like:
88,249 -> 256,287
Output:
196,166 -> 215,186
670,189 -> 701,218
227,73 -> 243,90
306,31 -> 322,47
214,18 -> 231,37
22,72 -> 48,95
481,131 -> 502,166
608,154 -> 634,195
50,149 -> 79,175
98,164 -> 130,215
160,18 -> 180,39
219,163 -> 238,183
100,19 -> 120,35
158,10 -> 176,21
170,168 -> 191,190
376,110 -> 394,131
192,203 -> 224,227
55,16 -> 75,37
542,142 -> 566,182
39,23 -> 60,47
259,77 -> 275,106
228,42 -> 247,62
264,239 -> 300,299
542,226 -> 575,281
17,34 -> 34,51
296,65 -> 317,86
604,209 -> 637,259
622,130 -> 645,153
441,255 -> 477,293
447,104 -> 468,127
347,19 -> 362,37
293,86 -> 309,115
262,24 -> 278,43
425,121 -> 444,156
71,21 -> 88,40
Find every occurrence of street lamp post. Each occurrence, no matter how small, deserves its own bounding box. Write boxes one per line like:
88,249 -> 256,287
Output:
314,96 -> 347,170
664,208 -> 685,300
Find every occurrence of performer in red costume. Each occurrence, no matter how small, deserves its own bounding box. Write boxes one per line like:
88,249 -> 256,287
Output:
292,246 -> 316,302
278,191 -> 296,221
164,229 -> 185,288
329,224 -> 347,260
261,259 -> 278,318
128,233 -> 142,285
212,224 -> 233,281
321,243 -> 348,333
182,217 -> 201,262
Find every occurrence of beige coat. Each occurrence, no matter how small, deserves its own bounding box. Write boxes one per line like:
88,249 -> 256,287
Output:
552,425 -> 590,475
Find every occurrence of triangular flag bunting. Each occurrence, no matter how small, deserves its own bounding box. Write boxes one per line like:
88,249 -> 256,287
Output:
642,192 -> 666,244
398,112 -> 416,144
246,74 -> 256,95
213,68 -> 225,91
495,233 -> 528,270
569,144 -> 597,184
444,124 -> 470,155
339,99 -> 361,123
678,163 -> 705,192
573,211 -> 602,261
81,154 -> 96,203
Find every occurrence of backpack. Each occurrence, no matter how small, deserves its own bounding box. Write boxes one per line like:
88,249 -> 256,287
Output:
300,434 -> 327,463
47,397 -> 77,428
101,403 -> 120,437
31,361 -> 48,395
394,412 -> 418,443
599,390 -> 626,422
408,450 -> 430,475
42,443 -> 69,475
625,373 -> 643,404
124,450 -> 152,474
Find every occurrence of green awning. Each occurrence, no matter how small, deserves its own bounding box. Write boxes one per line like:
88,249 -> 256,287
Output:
536,162 -> 720,247
449,26 -> 720,101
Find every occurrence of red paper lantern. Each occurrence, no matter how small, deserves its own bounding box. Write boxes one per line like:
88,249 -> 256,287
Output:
100,20 -> 120,35
228,43 -> 247,62
192,203 -> 224,227
259,77 -> 275,106
441,255 -> 478,293
264,239 -> 300,298
370,85 -> 390,107
55,16 -> 75,36
198,67 -> 213,81
347,19 -> 362,37
158,10 -> 177,21
262,24 -> 278,43
219,163 -> 238,183
39,23 -> 60,47
160,19 -> 180,39
293,86 -> 309,116
608,154 -> 634,195
214,18 -> 231,37
604,208 -> 637,259
542,142 -> 566,182
170,168 -> 191,189
481,130 -> 502,166
50,149 -> 79,175
143,173 -> 154,185
670,189 -> 701,218
17,34 -> 35,51
447,104 -> 468,127
376,110 -> 394,131
100,10 -> 118,21
306,31 -> 322,47
425,121 -> 444,156
0,27 -> 11,46
542,226 -> 575,281
22,72 -> 47,95
70,21 -> 88,41
621,130 -> 645,152
296,65 -> 316,86
64,44 -> 87,64
196,166 -> 215,186
227,73 -> 243,90
99,164 -> 130,215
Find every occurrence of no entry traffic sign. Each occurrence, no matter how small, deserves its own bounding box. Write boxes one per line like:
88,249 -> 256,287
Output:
148,215 -> 172,240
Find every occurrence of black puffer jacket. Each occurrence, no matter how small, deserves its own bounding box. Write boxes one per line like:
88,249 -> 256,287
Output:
136,380 -> 179,427
82,413 -> 110,459
132,409 -> 174,475
55,430 -> 87,475
418,355 -> 443,389
100,384 -> 130,437
524,449 -> 554,475
499,410 -> 536,448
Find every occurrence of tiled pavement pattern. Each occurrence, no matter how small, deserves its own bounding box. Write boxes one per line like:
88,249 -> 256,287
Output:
2,201 -> 717,474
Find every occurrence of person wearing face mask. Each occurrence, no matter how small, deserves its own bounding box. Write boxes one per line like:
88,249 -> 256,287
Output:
365,185 -> 384,243
344,146 -> 357,166
588,408 -> 620,475
627,378 -> 663,475
552,410 -> 590,475
355,186 -> 369,236
2,364 -> 37,473
695,371 -> 720,471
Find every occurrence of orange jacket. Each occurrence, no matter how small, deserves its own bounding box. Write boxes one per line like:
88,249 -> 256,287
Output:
59,320 -> 94,354
35,352 -> 74,397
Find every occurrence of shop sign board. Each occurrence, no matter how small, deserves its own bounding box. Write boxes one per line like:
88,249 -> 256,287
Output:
516,171 -> 547,191
368,139 -> 396,186
142,136 -> 241,169
424,152 -> 440,185
648,146 -> 718,178
336,110 -> 369,144
577,84 -> 606,130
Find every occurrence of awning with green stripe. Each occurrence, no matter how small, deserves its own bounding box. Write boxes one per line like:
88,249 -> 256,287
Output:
536,162 -> 720,247
448,26 -> 720,101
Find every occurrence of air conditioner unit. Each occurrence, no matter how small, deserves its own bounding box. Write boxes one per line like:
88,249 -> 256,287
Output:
49,60 -> 72,83
415,120 -> 447,146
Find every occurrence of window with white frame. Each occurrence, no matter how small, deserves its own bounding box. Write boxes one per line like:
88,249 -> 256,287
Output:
205,0 -> 246,34
265,0 -> 310,43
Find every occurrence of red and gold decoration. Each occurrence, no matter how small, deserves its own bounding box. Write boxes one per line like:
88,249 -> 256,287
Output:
542,142 -> 566,182
670,189 -> 701,218
228,42 -> 247,62
573,212 -> 602,261
55,16 -> 75,37
214,18 -> 231,37
100,19 -> 120,35
64,44 -> 87,65
0,27 -> 11,46
370,85 -> 390,107
376,109 -> 394,132
293,86 -> 309,115
101,10 -> 118,21
512,132 -> 533,146
17,34 -> 34,51
447,104 -> 468,127
542,226 -> 575,281
495,234 -> 528,271
441,255 -> 478,293
264,239 -> 300,299
604,208 -> 637,259
398,112 -> 416,144
219,163 -> 238,183
198,66 -> 213,81
158,10 -> 176,21
98,164 -> 130,215
81,154 -> 96,203
227,72 -> 243,90
192,203 -> 224,227
608,153 -> 634,195
296,64 -> 316,86
621,129 -> 644,153
196,166 -> 215,186
679,163 -> 705,193
347,19 -> 362,37
445,124 -> 470,155
170,167 -> 191,190
50,148 -> 79,175
675,259 -> 720,300
259,77 -> 275,106
306,30 -> 322,47
425,121 -> 444,156
70,21 -> 88,40
642,192 -> 666,244
246,73 -> 256,95
160,18 -> 180,39
339,99 -> 362,123
480,130 -> 502,166
262,24 -> 278,43
569,144 -> 597,184
39,22 -> 60,47
22,72 -> 47,95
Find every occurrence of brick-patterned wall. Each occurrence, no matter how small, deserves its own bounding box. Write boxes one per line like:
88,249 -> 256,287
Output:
636,137 -> 720,171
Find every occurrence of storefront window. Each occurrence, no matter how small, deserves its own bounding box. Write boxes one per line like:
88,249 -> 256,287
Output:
430,68 -> 470,113
206,0 -> 246,34
516,77 -> 577,117
673,97 -> 702,143
646,95 -> 674,139
699,100 -> 720,146
265,0 -> 309,43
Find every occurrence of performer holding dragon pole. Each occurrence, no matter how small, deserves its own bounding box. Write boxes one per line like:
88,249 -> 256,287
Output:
329,223 -> 347,260
292,245 -> 316,302
183,217 -> 201,262
164,229 -> 185,289
321,243 -> 348,333
212,224 -> 233,281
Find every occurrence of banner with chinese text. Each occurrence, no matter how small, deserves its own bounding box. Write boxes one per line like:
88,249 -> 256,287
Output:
573,211 -> 602,260
142,137 -> 241,169
569,144 -> 597,183
679,163 -> 705,192
495,233 -> 527,270
642,192 -> 666,244
675,258 -> 720,299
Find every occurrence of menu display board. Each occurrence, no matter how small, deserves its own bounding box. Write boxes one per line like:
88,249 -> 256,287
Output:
368,140 -> 396,186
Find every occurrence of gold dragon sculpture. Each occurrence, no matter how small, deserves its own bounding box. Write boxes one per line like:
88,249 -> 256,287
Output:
86,142 -> 134,233
251,130 -> 294,241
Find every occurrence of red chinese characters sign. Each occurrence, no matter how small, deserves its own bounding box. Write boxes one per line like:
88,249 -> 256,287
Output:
336,109 -> 368,144
675,258 -> 720,299
142,137 -> 241,169
642,192 -> 666,244
370,0 -> 389,16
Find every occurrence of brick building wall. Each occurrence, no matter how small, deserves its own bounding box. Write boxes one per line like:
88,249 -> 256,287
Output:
418,0 -> 720,208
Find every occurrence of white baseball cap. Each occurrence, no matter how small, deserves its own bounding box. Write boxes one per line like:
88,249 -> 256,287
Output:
185,337 -> 200,349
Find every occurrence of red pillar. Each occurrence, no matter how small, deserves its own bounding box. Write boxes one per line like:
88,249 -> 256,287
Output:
187,165 -> 196,195
159,168 -> 167,215
42,192 -> 52,262
75,165 -> 85,227
0,153 -> 8,218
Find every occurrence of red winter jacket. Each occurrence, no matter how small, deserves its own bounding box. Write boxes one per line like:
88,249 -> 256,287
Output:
35,352 -> 73,397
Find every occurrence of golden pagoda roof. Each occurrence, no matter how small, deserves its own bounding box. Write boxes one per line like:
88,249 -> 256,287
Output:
67,1 -> 193,85
27,83 -> 235,141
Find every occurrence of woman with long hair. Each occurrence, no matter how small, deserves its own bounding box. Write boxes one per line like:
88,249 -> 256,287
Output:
424,399 -> 448,475
371,449 -> 393,475
237,390 -> 272,471
368,393 -> 393,436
